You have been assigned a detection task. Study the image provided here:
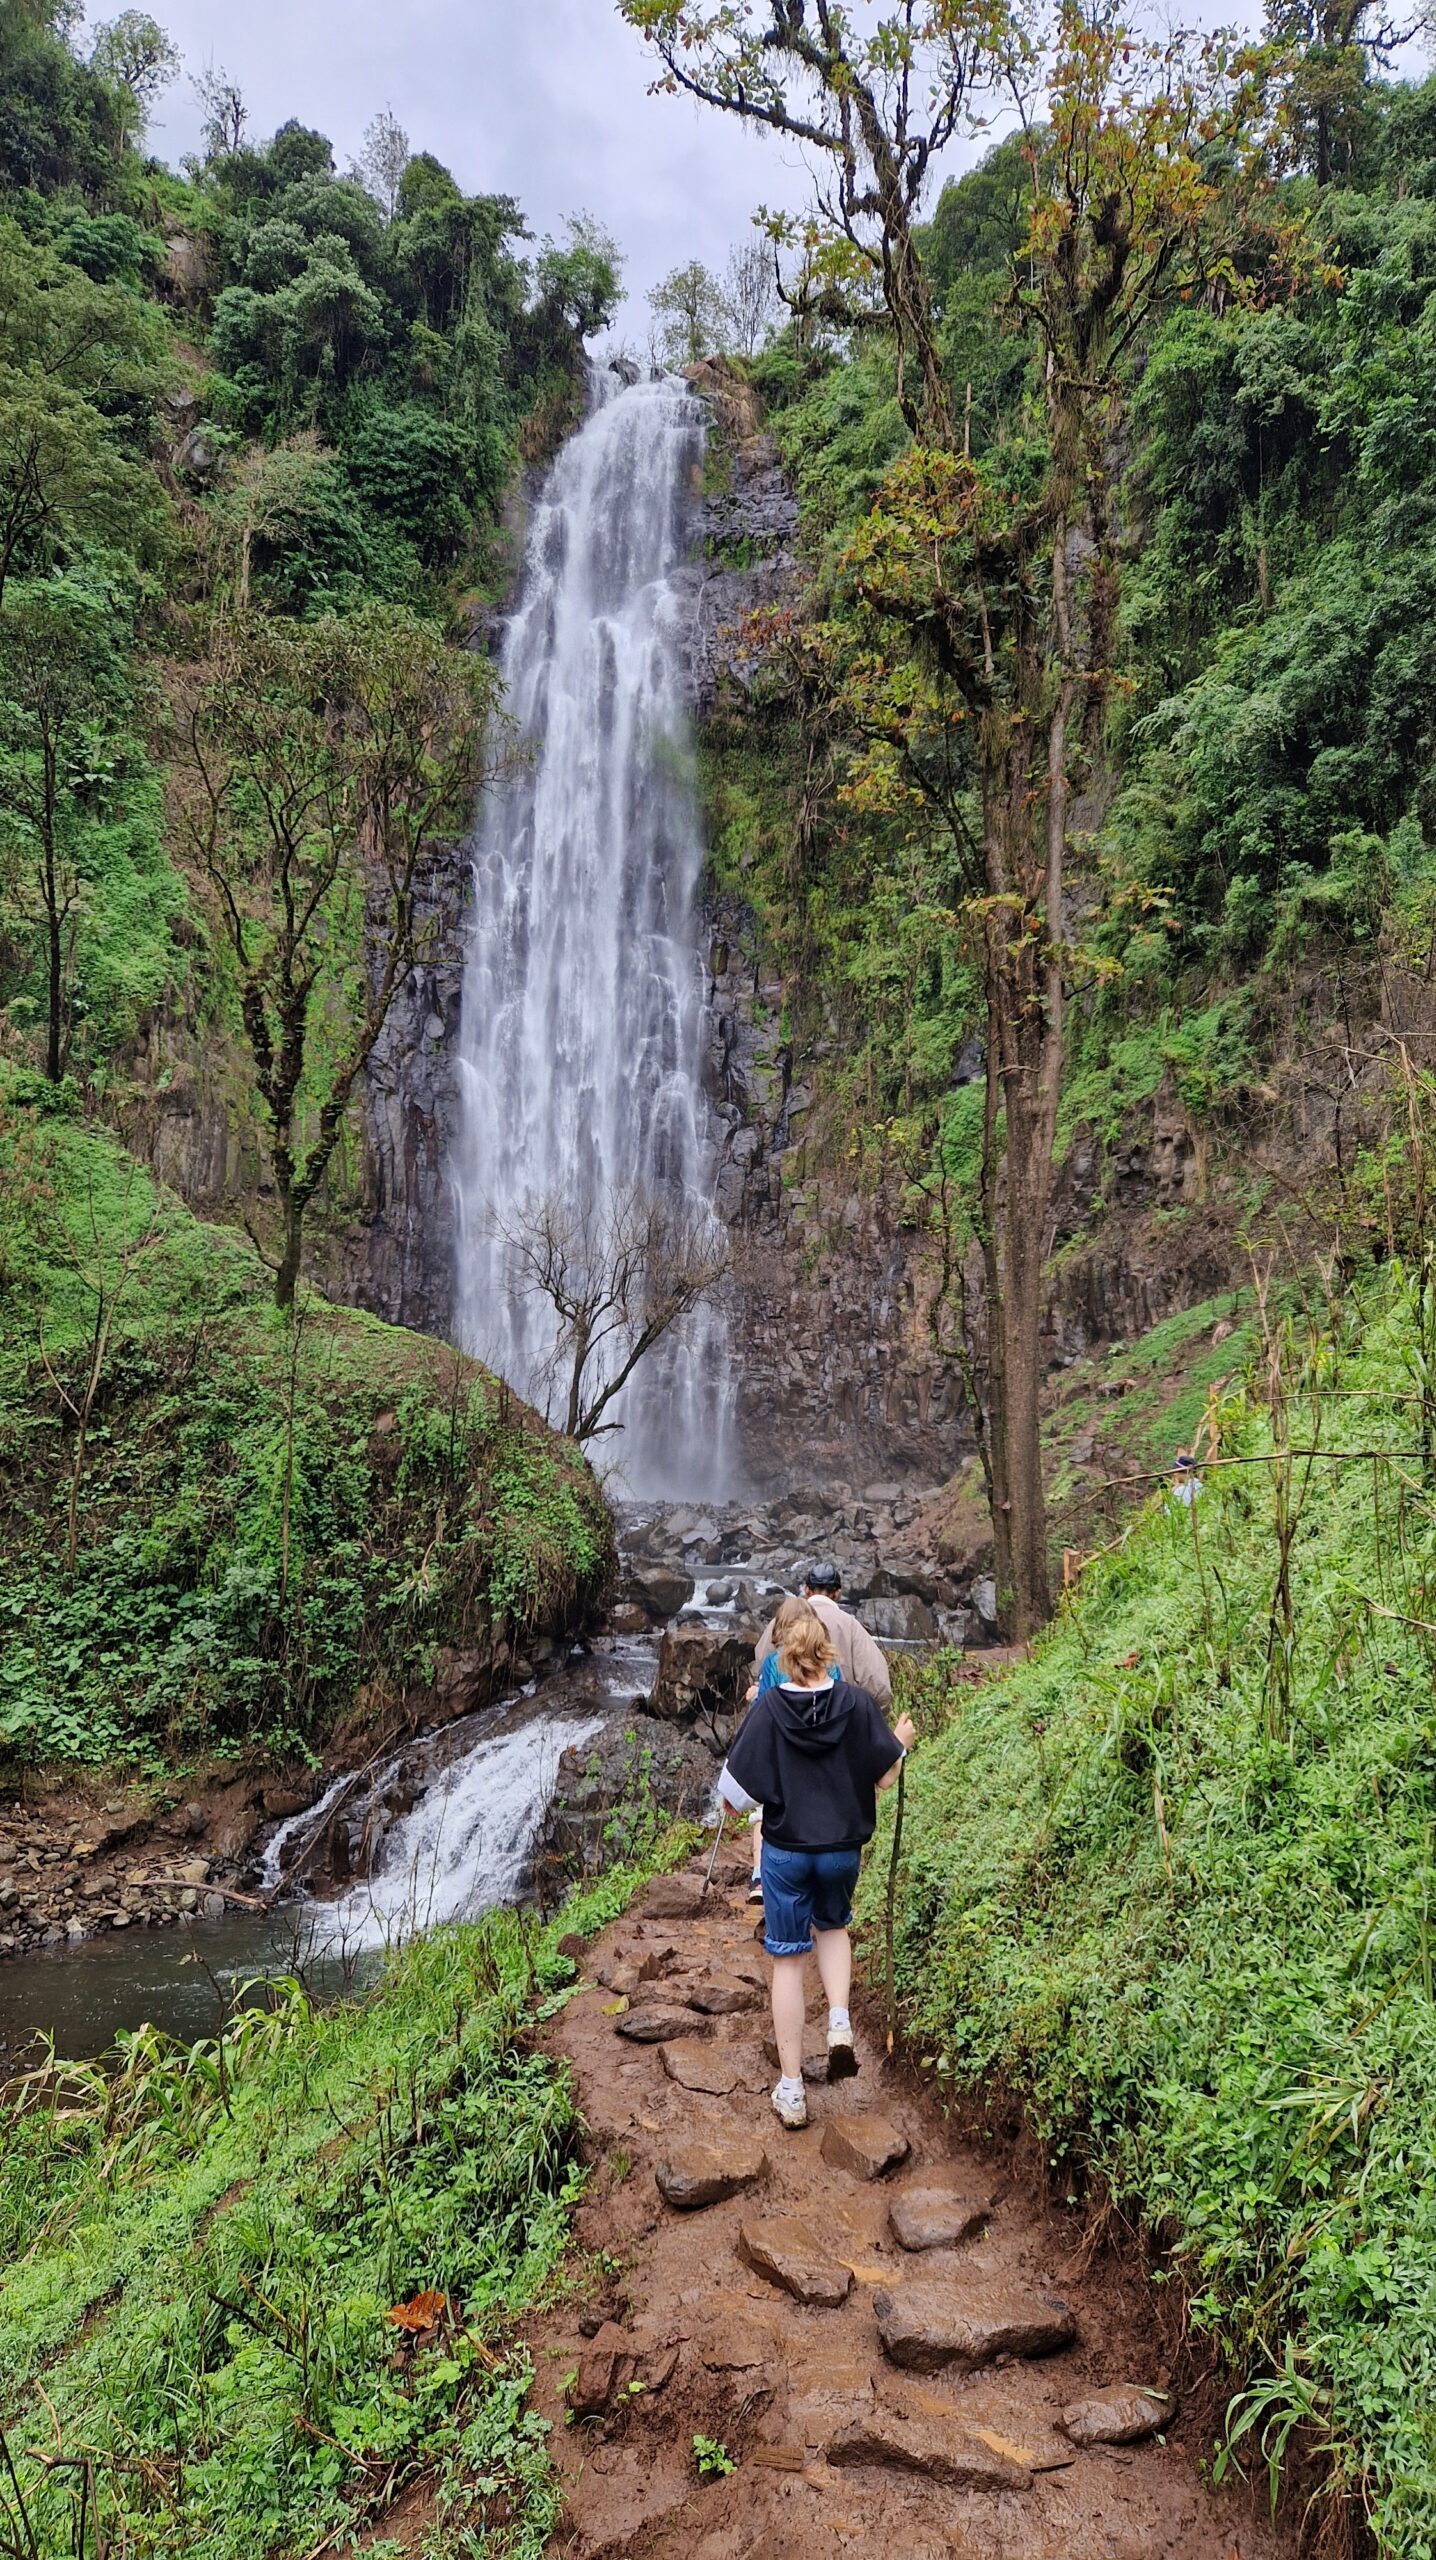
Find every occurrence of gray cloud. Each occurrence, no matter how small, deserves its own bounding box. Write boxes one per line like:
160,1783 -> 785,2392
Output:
116,0 -> 853,339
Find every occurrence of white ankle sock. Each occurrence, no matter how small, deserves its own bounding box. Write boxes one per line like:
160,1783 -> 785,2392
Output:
829,2007 -> 851,2032
775,2073 -> 804,2102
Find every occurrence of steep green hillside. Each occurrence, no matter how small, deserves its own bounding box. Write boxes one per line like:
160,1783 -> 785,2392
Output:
874,1264 -> 1436,2554
0,1077 -> 610,1772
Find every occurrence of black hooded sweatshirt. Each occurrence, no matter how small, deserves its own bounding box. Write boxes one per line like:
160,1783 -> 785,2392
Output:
723,1679 -> 903,1852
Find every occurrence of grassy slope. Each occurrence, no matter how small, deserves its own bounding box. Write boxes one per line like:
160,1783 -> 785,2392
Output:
0,1076 -> 611,1772
0,1855 -> 678,2559
872,1265 -> 1436,2555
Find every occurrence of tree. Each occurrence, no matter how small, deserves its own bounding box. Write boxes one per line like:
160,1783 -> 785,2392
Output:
0,577 -> 121,1083
193,59 -> 246,159
88,10 -> 179,147
534,214 -> 623,340
1265,0 -> 1416,184
0,222 -> 163,605
648,258 -> 729,368
723,237 -> 779,359
621,0 -> 1270,1635
499,1187 -> 729,1445
356,105 -> 410,221
177,606 -> 510,1310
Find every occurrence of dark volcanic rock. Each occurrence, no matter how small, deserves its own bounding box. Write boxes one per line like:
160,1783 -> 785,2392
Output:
686,1974 -> 762,2015
738,2217 -> 852,2308
614,2004 -> 703,2044
1060,2389 -> 1170,2447
826,2408 -> 1032,2491
820,2112 -> 910,2181
874,2281 -> 1077,2374
650,1623 -> 752,1726
889,2188 -> 990,2253
655,2136 -> 769,2211
625,1562 -> 696,1621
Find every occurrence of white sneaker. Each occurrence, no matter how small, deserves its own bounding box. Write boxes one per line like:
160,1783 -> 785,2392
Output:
827,2021 -> 859,2081
771,2077 -> 808,2130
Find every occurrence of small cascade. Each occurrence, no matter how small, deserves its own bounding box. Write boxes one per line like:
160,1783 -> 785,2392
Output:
451,368 -> 732,1495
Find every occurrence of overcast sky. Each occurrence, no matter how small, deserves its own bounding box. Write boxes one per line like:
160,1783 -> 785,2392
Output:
110,0 -> 879,345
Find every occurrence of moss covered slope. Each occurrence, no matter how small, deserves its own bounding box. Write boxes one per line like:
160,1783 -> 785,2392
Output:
876,1266 -> 1436,2555
0,1076 -> 611,1772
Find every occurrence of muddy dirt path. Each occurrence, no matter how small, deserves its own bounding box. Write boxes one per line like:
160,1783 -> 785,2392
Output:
524,1846 -> 1296,2560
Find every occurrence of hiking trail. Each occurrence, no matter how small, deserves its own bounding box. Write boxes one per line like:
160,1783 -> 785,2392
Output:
512,1844 -> 1298,2560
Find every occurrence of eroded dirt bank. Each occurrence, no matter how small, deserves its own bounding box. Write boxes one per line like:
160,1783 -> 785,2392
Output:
511,1849 -> 1297,2560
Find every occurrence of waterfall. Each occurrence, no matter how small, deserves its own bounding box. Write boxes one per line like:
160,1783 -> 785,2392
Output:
451,367 -> 732,1495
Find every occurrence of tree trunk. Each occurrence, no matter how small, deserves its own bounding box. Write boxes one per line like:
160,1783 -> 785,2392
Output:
274,1205 -> 303,1311
44,852 -> 62,1086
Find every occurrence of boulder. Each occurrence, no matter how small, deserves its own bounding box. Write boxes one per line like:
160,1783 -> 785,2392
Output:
625,1562 -> 696,1621
864,1594 -> 939,1643
650,1623 -> 752,1725
820,2112 -> 910,2181
874,2281 -> 1076,2374
1059,2389 -> 1170,2448
685,1974 -> 762,2016
614,2004 -> 702,2044
639,1871 -> 707,1920
655,2136 -> 769,2211
889,2187 -> 989,2252
738,2217 -> 853,2308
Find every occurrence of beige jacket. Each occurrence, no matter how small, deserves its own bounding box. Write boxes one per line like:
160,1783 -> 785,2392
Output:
753,1593 -> 892,1709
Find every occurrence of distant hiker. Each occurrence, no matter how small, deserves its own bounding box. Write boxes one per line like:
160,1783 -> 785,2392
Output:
1170,1450 -> 1203,1507
754,1562 -> 893,1707
718,1605 -> 914,2131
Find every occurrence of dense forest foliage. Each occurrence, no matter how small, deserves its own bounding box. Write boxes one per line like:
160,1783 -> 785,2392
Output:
0,1 -> 621,1774
0,0 -> 619,1098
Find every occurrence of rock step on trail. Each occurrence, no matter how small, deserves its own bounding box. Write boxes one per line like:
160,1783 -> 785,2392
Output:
521,1851 -> 1298,2560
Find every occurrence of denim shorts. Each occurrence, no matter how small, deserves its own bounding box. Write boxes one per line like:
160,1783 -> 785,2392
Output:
761,1842 -> 862,1957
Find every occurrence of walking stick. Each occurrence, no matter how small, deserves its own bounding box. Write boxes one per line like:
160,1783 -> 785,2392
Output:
884,1754 -> 907,2055
701,1807 -> 727,1898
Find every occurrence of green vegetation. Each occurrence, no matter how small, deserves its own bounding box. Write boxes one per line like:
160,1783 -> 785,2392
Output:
873,1263 -> 1436,2554
0,1080 -> 610,1770
0,1855 -> 672,2558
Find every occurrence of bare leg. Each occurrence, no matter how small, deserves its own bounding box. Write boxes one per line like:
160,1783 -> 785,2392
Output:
770,1954 -> 808,2080
813,1927 -> 852,2017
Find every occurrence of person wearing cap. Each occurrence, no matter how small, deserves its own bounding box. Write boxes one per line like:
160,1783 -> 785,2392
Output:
754,1564 -> 893,1707
1169,1450 -> 1203,1507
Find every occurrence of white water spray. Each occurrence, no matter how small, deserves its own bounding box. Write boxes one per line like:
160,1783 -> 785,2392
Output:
451,368 -> 731,1494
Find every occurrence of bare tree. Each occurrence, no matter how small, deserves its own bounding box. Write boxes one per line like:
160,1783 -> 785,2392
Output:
192,61 -> 247,160
723,238 -> 780,360
498,1187 -> 729,1444
356,107 -> 411,222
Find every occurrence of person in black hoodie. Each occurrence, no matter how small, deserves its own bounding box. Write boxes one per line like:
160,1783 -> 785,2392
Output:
718,1606 -> 915,2130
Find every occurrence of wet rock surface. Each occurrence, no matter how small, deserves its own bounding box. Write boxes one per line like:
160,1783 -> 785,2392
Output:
875,2282 -> 1079,2375
890,2186 -> 991,2252
655,2136 -> 769,2212
826,2406 -> 1033,2491
738,2216 -> 854,2308
1060,2388 -> 1171,2447
821,2110 -> 911,2181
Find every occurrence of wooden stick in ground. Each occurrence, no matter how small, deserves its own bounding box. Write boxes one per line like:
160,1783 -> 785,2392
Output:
700,1809 -> 726,1897
885,1756 -> 907,2055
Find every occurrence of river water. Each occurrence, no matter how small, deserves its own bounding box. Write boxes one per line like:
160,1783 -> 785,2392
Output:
450,366 -> 732,1496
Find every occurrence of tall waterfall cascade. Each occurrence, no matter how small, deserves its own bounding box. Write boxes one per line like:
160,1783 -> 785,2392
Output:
452,368 -> 732,1494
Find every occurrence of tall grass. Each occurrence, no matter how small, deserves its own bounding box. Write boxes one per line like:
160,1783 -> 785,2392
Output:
872,1263 -> 1436,2557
